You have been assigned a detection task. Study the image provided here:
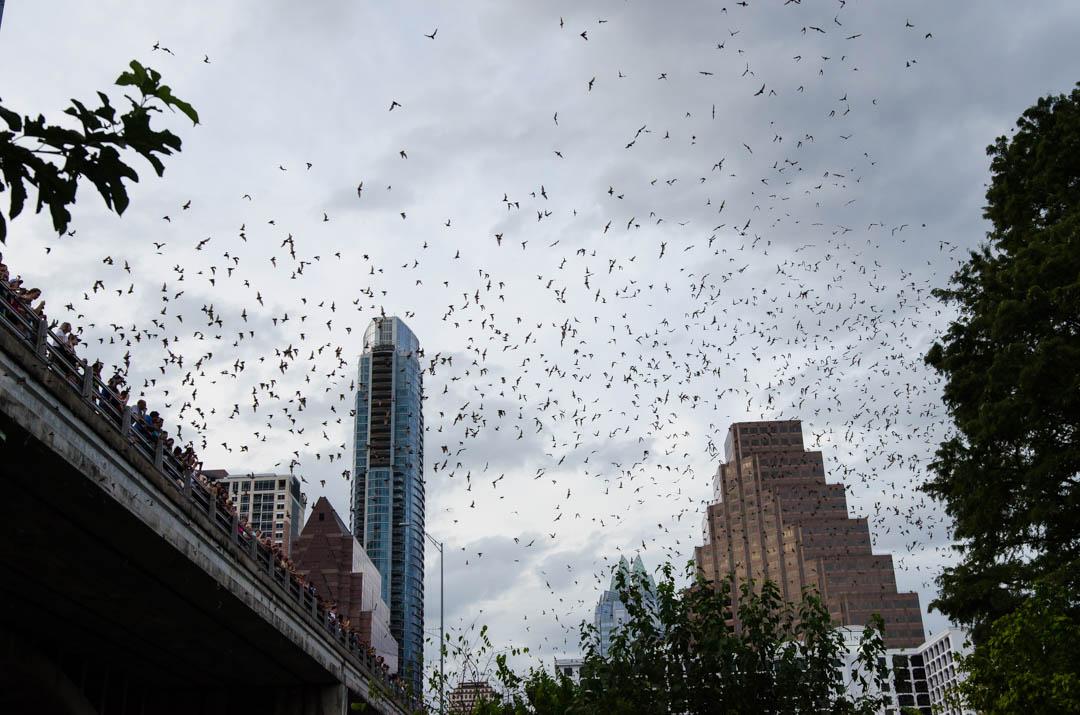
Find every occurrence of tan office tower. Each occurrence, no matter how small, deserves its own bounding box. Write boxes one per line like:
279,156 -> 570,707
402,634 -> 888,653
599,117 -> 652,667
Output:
202,469 -> 307,557
694,420 -> 925,648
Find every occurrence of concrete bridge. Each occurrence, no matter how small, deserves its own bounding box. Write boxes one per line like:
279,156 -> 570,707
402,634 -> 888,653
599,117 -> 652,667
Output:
0,302 -> 416,714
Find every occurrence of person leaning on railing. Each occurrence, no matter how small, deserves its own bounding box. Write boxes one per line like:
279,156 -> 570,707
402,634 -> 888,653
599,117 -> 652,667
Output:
6,283 -> 42,339
55,320 -> 72,344
54,330 -> 82,385
90,359 -> 104,392
101,372 -> 129,422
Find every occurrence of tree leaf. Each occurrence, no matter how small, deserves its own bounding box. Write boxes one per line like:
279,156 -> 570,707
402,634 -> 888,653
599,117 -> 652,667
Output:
0,105 -> 22,132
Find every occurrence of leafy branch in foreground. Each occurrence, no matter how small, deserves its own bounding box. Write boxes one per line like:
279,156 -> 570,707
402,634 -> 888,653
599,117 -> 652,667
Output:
0,59 -> 198,242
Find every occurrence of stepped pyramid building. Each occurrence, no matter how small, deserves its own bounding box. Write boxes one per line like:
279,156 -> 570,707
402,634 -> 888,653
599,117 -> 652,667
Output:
694,420 -> 925,648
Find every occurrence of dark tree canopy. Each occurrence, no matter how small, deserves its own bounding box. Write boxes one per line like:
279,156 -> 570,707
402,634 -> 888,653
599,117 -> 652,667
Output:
955,579 -> 1080,714
0,60 -> 197,242
924,82 -> 1080,706
444,563 -> 889,715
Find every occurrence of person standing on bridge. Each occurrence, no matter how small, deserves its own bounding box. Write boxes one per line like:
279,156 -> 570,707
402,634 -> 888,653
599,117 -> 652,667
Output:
102,372 -> 127,420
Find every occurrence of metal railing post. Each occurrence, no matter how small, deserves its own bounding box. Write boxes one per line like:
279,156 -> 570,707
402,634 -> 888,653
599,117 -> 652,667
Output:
34,319 -> 48,357
120,406 -> 132,438
80,360 -> 94,400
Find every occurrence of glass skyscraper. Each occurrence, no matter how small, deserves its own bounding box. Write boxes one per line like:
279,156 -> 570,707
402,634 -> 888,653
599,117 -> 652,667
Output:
353,316 -> 425,691
594,555 -> 657,656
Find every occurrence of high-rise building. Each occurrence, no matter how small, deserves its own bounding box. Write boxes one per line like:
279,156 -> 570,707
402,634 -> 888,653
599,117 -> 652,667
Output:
292,497 -> 399,673
352,316 -> 425,689
694,420 -> 925,648
919,628 -> 972,714
840,626 -> 973,715
448,681 -> 499,713
593,554 -> 657,656
553,656 -> 584,682
203,469 -> 307,556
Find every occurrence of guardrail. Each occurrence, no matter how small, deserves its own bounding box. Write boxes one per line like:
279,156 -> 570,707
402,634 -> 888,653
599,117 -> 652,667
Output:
0,280 -> 415,711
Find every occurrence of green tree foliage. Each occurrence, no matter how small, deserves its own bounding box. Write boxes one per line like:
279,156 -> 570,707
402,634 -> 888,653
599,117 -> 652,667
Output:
441,562 -> 889,715
924,82 -> 1080,636
924,82 -> 1080,709
956,577 -> 1080,714
0,60 -> 198,242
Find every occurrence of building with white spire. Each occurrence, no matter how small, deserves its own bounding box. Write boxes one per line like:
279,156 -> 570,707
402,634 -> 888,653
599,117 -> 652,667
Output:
593,554 -> 657,656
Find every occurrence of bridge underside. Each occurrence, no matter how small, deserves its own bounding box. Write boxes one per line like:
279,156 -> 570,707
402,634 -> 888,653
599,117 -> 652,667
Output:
0,410 -> 351,715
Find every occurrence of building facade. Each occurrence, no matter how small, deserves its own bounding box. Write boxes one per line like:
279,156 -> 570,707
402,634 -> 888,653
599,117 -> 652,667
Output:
448,680 -> 499,713
593,554 -> 657,656
352,316 -> 425,689
841,626 -> 973,714
919,628 -> 972,715
291,497 -> 398,673
553,656 -> 584,682
694,420 -> 925,648
203,469 -> 306,556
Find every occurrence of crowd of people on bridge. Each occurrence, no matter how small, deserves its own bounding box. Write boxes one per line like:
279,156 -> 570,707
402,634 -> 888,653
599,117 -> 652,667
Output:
2,253 -> 194,465
0,254 -> 395,682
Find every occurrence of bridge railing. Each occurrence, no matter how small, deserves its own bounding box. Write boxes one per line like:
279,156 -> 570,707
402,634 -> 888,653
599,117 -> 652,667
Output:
0,281 -> 413,709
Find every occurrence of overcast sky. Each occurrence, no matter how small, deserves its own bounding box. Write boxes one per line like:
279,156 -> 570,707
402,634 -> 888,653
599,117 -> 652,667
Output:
3,0 -> 1079,694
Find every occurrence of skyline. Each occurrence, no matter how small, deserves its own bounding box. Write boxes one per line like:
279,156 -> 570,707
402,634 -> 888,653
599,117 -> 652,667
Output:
2,0 -> 1077,683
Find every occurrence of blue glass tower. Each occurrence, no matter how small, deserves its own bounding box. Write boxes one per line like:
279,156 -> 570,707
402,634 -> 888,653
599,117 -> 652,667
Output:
353,316 -> 424,691
594,555 -> 657,656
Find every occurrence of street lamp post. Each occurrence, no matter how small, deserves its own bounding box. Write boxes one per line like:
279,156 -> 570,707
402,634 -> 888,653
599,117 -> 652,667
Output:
400,521 -> 444,715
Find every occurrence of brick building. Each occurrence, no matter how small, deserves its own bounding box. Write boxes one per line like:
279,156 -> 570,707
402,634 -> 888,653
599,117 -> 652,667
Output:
694,420 -> 925,648
292,496 -> 399,673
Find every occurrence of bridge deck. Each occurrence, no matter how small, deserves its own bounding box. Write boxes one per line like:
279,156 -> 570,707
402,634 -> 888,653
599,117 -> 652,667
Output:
0,311 -> 413,714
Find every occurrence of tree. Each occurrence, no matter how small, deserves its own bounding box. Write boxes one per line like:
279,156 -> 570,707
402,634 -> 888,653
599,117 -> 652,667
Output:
0,60 -> 198,242
444,562 -> 890,715
923,82 -> 1080,638
924,82 -> 1080,711
956,577 -> 1080,714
